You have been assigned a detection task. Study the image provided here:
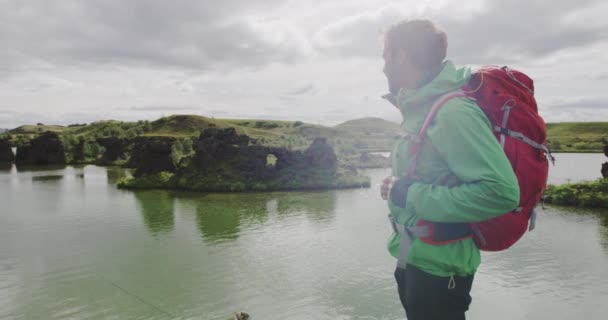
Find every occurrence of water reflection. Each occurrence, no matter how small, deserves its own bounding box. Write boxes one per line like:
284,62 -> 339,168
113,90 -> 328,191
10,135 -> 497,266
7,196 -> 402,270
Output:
550,206 -> 608,250
133,190 -> 175,235
582,208 -> 608,250
276,191 -> 337,223
599,213 -> 608,250
15,164 -> 67,172
187,191 -> 337,244
106,167 -> 129,184
32,175 -> 64,182
194,194 -> 267,244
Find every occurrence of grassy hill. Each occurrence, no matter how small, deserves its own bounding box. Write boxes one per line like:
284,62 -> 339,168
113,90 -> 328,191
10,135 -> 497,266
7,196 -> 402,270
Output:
0,116 -> 401,166
2,116 -> 605,157
546,122 -> 608,153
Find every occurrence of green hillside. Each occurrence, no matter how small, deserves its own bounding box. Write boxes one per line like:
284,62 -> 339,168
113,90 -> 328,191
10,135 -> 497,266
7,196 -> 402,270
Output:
546,122 -> 608,153
2,116 -> 605,159
0,116 -> 401,165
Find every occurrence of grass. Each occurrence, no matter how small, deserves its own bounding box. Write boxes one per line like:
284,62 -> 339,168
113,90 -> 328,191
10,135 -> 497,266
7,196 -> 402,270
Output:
546,122 -> 608,153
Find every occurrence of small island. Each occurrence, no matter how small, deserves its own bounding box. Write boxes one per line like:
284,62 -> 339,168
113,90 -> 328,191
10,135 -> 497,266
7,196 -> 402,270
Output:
544,141 -> 608,209
118,128 -> 370,191
0,115 -> 384,191
544,179 -> 608,208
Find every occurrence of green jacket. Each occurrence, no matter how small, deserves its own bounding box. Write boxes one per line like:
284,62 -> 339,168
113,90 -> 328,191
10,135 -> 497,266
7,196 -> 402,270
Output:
387,61 -> 520,277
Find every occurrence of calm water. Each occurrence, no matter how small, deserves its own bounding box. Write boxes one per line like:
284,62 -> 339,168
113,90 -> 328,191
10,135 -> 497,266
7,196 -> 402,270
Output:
1,153 -> 607,320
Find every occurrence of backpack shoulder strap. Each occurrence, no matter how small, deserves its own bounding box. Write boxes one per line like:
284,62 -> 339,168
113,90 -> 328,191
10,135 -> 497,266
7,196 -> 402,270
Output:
405,90 -> 470,178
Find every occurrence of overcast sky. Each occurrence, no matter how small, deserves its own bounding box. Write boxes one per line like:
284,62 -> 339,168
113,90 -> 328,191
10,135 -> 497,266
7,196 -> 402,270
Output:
1,0 -> 607,128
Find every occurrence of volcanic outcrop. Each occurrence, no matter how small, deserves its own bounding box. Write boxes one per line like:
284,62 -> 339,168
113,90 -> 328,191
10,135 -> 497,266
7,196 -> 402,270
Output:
0,138 -> 14,163
15,132 -> 66,165
119,127 -> 368,191
188,128 -> 338,185
71,139 -> 86,163
96,137 -> 131,163
127,136 -> 177,177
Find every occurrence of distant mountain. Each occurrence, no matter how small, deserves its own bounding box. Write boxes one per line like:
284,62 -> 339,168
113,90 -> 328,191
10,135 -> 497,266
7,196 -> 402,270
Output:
0,128 -> 7,134
334,117 -> 400,135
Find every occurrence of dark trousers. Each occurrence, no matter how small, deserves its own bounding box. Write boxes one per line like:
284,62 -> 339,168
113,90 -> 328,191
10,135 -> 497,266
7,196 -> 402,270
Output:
394,264 -> 474,320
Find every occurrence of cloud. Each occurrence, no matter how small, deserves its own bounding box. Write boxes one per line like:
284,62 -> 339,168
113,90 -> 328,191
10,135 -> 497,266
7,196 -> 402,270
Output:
286,84 -> 317,96
544,97 -> 608,111
1,0 -> 605,127
313,0 -> 608,64
0,110 -> 106,129
539,96 -> 608,123
313,7 -> 401,58
439,0 -> 608,64
128,105 -> 200,112
0,0 -> 308,71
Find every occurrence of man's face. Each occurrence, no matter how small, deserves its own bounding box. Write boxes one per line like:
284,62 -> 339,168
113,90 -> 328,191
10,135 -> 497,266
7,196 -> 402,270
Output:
382,43 -> 397,94
382,39 -> 415,95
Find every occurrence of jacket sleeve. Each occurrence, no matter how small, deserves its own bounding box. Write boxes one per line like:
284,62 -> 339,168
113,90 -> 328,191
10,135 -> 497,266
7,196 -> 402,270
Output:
406,99 -> 520,223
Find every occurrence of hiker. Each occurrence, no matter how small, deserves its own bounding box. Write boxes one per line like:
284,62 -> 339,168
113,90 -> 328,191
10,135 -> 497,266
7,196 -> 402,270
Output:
380,19 -> 522,319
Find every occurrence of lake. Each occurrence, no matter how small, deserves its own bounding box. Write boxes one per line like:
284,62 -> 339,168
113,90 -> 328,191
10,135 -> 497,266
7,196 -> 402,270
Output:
1,153 -> 607,320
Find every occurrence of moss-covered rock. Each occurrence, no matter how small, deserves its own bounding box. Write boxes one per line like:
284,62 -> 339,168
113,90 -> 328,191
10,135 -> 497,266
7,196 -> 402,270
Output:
15,132 -> 66,165
96,137 -> 131,164
0,138 -> 14,163
119,128 -> 370,191
126,136 -> 177,177
304,137 -> 337,171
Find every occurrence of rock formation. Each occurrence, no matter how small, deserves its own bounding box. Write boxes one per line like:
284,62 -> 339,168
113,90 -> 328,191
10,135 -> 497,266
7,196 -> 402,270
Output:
191,128 -> 338,181
71,140 -> 85,163
120,127 -> 369,191
127,136 -> 177,177
0,138 -> 14,163
15,132 -> 66,165
96,137 -> 131,163
304,137 -> 337,172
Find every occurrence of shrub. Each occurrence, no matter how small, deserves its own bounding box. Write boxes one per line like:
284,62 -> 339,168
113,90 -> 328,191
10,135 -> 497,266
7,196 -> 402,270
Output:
544,179 -> 608,208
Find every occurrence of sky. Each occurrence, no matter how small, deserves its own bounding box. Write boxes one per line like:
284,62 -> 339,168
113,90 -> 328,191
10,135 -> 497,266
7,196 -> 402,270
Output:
1,0 -> 607,128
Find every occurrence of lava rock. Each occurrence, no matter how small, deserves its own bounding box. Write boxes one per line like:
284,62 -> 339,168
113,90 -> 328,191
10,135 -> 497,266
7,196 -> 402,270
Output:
15,132 -> 66,165
127,136 -> 177,177
304,137 -> 337,173
0,138 -> 14,163
96,137 -> 132,163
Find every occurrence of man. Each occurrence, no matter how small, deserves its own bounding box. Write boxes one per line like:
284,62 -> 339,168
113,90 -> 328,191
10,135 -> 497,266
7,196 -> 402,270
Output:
381,20 -> 520,319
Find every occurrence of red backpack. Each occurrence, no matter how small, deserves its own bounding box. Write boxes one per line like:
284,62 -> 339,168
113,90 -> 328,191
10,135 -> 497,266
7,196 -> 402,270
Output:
410,66 -> 552,251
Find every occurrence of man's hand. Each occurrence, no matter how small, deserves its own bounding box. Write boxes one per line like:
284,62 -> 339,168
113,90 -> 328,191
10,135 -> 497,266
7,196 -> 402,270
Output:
389,177 -> 415,208
381,176 -> 396,200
